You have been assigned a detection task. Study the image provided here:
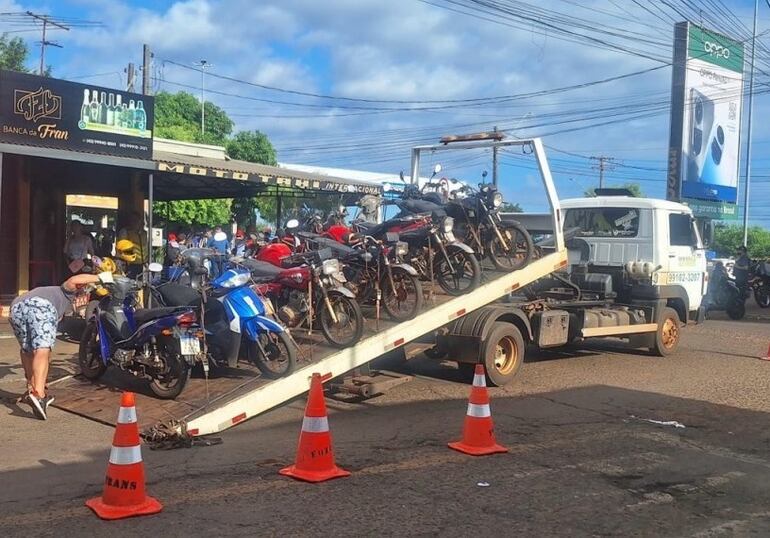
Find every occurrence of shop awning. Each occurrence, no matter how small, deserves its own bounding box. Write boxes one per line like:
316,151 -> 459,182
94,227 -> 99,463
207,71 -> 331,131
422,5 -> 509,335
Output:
152,150 -> 383,201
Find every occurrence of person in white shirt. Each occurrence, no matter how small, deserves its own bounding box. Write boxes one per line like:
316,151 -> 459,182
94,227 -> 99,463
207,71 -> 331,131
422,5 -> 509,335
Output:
63,220 -> 94,274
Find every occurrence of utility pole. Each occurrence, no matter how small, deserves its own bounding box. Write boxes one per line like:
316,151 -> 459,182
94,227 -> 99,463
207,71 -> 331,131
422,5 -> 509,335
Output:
590,156 -> 616,189
492,126 -> 499,187
126,63 -> 135,92
194,59 -> 213,136
142,44 -> 152,95
25,11 -> 69,75
742,0 -> 759,248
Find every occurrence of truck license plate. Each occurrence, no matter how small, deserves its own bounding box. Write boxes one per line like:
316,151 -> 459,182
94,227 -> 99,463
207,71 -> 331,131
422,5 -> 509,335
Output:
180,335 -> 201,355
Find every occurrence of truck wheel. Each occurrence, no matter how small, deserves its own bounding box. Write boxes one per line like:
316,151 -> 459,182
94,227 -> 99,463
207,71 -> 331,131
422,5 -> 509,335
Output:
481,322 -> 525,386
651,307 -> 681,357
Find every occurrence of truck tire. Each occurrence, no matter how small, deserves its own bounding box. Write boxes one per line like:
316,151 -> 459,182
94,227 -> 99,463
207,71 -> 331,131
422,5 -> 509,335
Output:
651,307 -> 681,357
481,322 -> 525,386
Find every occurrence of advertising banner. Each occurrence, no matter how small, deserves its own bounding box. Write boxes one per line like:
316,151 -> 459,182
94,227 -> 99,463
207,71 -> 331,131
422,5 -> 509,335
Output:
0,70 -> 153,159
667,22 -> 744,219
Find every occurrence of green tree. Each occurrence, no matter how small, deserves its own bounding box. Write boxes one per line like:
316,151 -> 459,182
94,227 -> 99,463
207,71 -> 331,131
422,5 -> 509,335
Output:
0,33 -> 30,72
584,183 -> 644,197
227,130 -> 280,226
500,201 -> 523,212
154,91 -> 236,227
712,225 -> 770,258
154,91 -> 234,144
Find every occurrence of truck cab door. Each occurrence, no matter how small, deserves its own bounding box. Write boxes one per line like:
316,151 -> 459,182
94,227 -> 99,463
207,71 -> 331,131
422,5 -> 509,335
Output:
665,212 -> 706,311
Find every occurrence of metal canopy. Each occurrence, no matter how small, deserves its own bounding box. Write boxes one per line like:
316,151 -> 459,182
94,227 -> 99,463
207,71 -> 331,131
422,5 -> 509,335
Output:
152,150 -> 382,201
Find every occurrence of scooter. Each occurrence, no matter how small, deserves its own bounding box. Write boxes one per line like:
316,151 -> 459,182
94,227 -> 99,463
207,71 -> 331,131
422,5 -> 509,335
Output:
78,272 -> 200,399
153,258 -> 297,379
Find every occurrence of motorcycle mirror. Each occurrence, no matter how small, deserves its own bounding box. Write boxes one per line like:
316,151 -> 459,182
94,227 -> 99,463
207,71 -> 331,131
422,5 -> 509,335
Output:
148,262 -> 163,273
433,164 -> 442,175
482,170 -> 488,178
399,171 -> 406,183
285,219 -> 300,230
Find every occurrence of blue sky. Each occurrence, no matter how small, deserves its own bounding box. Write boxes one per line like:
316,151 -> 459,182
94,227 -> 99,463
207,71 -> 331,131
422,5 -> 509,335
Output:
3,0 -> 770,225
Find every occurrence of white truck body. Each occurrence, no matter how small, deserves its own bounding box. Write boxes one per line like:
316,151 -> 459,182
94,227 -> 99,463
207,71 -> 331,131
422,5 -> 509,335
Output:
560,196 -> 707,315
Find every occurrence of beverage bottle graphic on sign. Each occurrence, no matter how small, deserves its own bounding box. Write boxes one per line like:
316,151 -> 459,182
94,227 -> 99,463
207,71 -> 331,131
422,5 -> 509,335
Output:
99,92 -> 107,124
120,102 -> 128,128
114,95 -> 122,127
135,101 -> 146,131
106,93 -> 115,125
80,89 -> 90,124
128,100 -> 136,129
89,90 -> 99,123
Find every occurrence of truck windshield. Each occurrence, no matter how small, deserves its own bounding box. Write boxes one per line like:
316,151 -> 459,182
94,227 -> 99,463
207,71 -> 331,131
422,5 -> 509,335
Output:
563,207 -> 640,238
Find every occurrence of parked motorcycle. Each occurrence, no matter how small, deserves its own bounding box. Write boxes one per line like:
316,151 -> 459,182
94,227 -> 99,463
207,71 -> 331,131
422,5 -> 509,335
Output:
296,229 -> 424,322
445,172 -> 534,271
706,261 -> 745,320
750,259 -> 770,308
251,246 -> 365,348
153,257 -> 297,379
355,195 -> 481,296
78,272 -> 200,399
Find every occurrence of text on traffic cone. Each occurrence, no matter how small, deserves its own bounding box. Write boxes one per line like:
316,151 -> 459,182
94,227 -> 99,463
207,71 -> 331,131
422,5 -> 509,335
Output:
279,373 -> 350,483
85,392 -> 163,520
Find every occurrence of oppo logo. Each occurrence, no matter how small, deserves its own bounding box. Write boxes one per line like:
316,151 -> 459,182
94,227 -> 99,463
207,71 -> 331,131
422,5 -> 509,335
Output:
704,41 -> 730,59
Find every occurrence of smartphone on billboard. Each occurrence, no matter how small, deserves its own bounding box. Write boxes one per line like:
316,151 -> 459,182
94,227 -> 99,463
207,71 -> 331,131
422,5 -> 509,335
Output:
688,88 -> 714,183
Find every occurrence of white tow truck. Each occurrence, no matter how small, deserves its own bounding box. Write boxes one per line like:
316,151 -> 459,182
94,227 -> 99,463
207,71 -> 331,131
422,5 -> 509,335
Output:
49,137 -> 706,440
428,192 -> 708,386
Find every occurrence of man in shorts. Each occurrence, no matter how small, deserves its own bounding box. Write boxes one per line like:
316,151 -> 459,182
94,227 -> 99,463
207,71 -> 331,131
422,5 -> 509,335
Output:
10,271 -> 114,420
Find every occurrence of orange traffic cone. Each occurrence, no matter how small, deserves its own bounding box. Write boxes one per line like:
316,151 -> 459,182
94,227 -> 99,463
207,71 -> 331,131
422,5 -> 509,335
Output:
448,364 -> 508,456
85,392 -> 163,520
279,373 -> 350,483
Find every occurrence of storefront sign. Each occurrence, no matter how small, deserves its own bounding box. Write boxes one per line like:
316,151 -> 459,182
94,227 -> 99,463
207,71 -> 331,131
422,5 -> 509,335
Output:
0,70 -> 154,159
156,161 -> 383,195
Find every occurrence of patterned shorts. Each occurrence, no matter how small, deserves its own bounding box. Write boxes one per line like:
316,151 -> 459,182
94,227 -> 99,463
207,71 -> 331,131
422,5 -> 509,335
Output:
9,297 -> 58,353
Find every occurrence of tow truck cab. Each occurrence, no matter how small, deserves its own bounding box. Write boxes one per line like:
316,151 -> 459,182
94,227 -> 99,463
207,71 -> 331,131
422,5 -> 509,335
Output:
560,196 -> 707,323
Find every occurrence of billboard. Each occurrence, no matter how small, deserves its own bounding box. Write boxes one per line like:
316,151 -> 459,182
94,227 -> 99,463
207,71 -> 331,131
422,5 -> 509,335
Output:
666,22 -> 744,219
0,70 -> 153,159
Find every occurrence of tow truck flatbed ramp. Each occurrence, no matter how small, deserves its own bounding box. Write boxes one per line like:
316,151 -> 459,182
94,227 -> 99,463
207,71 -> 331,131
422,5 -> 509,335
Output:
50,137 -> 566,438
49,252 -> 567,435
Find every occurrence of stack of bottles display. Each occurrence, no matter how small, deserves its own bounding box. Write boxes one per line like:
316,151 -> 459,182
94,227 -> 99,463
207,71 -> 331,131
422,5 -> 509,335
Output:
80,89 -> 147,131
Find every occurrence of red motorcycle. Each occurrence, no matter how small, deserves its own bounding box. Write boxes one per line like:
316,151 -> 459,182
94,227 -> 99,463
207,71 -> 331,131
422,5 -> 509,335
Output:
245,248 -> 364,348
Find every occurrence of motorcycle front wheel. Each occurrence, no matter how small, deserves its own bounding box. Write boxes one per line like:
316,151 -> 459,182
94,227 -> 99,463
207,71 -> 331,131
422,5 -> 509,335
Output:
434,246 -> 481,296
78,321 -> 107,380
246,331 -> 297,379
149,346 -> 191,399
318,292 -> 364,348
488,223 -> 534,272
381,267 -> 423,321
755,286 -> 770,308
726,297 -> 746,320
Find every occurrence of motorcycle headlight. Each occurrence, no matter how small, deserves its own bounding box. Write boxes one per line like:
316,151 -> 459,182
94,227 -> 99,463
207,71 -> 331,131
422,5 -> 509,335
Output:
442,216 -> 454,234
322,258 -> 341,275
362,252 -> 374,263
396,241 -> 408,257
492,192 -> 503,208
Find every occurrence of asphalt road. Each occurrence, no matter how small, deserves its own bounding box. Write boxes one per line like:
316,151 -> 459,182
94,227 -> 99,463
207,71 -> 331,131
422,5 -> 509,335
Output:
1,305 -> 770,537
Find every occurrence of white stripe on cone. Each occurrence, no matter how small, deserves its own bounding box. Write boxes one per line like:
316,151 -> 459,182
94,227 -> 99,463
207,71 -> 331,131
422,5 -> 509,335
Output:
109,445 -> 143,465
466,402 -> 491,418
302,416 -> 330,433
117,406 -> 137,424
473,373 -> 486,387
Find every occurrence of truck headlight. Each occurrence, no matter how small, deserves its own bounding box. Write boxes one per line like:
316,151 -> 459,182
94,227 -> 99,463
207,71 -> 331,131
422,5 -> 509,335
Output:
322,258 -> 341,275
492,192 -> 503,208
442,216 -> 454,234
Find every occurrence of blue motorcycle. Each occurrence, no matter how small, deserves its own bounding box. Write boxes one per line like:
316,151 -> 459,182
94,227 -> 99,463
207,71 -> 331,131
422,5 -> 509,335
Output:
78,276 -> 201,399
153,264 -> 297,379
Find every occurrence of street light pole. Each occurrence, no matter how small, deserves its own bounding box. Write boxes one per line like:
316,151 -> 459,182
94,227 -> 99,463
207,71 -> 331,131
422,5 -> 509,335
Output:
742,0 -> 759,248
194,59 -> 213,136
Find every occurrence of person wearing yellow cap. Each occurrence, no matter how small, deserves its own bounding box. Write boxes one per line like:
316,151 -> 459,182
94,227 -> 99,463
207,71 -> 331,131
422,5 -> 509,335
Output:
117,211 -> 148,278
10,271 -> 114,420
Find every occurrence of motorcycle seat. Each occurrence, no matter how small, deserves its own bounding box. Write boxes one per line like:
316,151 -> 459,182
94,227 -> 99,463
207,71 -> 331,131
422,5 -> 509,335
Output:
239,258 -> 283,278
133,306 -> 190,325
